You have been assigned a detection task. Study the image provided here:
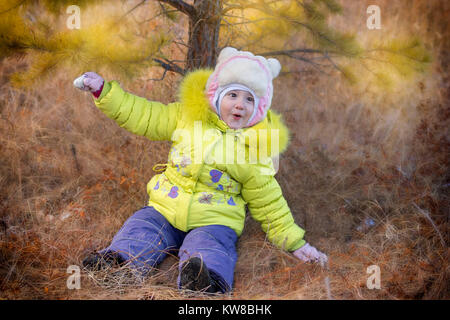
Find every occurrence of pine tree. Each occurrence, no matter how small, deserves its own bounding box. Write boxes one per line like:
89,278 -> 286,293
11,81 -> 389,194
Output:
0,0 -> 430,87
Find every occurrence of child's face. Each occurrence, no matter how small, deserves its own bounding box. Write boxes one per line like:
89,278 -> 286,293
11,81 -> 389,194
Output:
220,90 -> 255,129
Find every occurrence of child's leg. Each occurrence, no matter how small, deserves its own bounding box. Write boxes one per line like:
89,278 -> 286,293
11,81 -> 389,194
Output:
98,206 -> 186,275
178,225 -> 238,293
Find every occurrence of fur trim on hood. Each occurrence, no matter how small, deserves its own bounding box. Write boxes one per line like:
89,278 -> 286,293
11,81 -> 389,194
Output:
177,69 -> 291,157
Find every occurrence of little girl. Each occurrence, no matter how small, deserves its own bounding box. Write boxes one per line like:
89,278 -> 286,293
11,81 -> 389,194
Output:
75,47 -> 327,293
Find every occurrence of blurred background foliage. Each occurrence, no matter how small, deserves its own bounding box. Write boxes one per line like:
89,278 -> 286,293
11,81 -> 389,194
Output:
0,0 -> 431,88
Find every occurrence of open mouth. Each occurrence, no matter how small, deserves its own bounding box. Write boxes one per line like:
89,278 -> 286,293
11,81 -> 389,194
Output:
232,114 -> 242,120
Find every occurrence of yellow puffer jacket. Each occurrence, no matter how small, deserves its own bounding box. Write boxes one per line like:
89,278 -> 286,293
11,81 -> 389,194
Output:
94,69 -> 305,251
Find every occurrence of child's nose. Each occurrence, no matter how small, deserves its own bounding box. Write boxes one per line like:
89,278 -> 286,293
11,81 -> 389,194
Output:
234,98 -> 245,109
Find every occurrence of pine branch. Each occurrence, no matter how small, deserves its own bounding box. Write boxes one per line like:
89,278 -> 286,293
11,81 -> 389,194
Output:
117,0 -> 148,22
258,49 -> 337,69
317,0 -> 342,13
257,48 -> 326,56
222,3 -> 261,14
364,47 -> 430,63
222,0 -> 282,14
153,57 -> 185,75
157,0 -> 195,17
147,68 -> 168,81
0,0 -> 27,15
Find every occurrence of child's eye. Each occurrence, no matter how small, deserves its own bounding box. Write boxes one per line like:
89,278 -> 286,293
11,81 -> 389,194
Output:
247,96 -> 254,102
228,92 -> 237,97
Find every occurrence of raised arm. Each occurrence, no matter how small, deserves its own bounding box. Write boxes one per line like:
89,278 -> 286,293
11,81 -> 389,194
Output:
74,72 -> 181,141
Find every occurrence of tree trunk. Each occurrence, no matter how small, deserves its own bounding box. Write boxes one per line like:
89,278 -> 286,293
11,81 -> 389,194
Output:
186,0 -> 222,71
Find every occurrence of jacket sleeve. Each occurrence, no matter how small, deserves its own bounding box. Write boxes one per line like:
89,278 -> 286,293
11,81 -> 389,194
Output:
240,161 -> 306,251
93,80 -> 181,141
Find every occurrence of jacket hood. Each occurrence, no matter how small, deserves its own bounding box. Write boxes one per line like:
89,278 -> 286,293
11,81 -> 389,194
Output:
177,69 -> 291,157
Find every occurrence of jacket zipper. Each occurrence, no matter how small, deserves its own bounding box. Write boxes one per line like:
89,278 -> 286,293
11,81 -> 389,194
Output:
184,130 -> 225,229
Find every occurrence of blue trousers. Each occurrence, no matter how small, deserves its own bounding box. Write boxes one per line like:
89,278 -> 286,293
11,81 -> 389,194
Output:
99,206 -> 238,292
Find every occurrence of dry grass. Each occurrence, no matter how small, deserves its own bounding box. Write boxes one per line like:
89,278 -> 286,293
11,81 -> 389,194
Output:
0,0 -> 448,300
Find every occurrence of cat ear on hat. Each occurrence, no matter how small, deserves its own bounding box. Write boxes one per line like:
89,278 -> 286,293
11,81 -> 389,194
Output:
268,58 -> 281,78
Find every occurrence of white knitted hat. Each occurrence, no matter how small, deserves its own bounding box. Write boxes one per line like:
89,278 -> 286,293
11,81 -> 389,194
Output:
206,47 -> 281,127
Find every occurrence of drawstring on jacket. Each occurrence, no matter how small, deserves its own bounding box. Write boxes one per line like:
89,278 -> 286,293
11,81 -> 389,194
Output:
152,163 -> 168,173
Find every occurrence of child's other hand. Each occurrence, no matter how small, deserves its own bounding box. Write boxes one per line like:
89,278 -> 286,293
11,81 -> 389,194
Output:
293,242 -> 328,264
73,72 -> 104,93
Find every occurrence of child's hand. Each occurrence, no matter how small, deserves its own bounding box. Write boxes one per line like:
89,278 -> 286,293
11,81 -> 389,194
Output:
293,242 -> 328,264
73,72 -> 104,93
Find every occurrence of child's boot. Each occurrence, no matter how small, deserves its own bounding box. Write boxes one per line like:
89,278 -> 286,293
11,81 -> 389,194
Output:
82,251 -> 125,270
180,257 -> 219,293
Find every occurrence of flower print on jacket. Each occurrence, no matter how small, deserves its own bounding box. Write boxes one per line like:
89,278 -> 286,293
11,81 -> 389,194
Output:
180,156 -> 191,168
227,196 -> 236,206
210,169 -> 223,183
199,193 -> 213,204
169,147 -> 191,177
206,169 -> 239,194
168,186 -> 179,198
